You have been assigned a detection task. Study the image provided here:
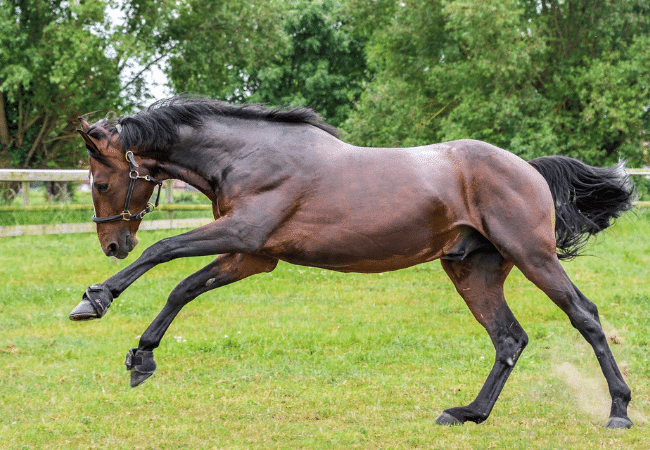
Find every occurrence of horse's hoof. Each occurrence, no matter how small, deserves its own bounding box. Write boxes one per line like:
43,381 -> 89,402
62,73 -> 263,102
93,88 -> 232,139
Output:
125,348 -> 156,388
605,416 -> 633,429
69,299 -> 99,321
130,369 -> 155,388
435,411 -> 464,426
69,284 -> 113,321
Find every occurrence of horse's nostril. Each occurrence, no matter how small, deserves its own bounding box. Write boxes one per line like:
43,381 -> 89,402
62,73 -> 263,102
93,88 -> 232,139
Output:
106,242 -> 118,256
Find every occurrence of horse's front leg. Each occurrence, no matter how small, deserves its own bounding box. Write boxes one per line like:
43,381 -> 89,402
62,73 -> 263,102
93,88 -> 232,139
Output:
127,252 -> 278,387
69,214 -> 273,320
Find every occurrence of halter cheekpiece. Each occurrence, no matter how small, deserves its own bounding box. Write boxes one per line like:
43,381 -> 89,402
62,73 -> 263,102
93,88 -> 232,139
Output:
92,151 -> 163,223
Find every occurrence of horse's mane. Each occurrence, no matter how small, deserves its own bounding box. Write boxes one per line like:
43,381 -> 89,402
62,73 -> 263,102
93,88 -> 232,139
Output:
86,95 -> 339,154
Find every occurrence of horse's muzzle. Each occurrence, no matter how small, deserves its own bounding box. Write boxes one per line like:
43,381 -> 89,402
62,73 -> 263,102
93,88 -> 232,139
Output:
103,233 -> 138,259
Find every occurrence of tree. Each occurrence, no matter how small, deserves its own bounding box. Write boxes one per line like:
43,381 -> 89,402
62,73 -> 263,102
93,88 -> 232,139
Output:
0,2 -> 112,200
343,0 -> 448,147
0,0 -> 128,173
161,0 -> 287,102
344,0 -> 650,166
164,0 -> 369,128
246,0 -> 369,127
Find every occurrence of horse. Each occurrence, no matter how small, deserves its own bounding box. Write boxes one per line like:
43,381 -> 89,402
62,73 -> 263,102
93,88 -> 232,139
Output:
70,96 -> 635,428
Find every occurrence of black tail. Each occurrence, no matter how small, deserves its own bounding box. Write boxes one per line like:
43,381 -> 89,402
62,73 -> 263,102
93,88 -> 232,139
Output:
528,156 -> 636,260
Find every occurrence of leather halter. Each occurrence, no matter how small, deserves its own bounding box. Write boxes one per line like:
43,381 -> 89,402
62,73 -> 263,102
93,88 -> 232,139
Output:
92,151 -> 163,223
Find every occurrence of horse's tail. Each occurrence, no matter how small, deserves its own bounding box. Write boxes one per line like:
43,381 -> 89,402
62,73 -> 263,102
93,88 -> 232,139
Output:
528,156 -> 635,260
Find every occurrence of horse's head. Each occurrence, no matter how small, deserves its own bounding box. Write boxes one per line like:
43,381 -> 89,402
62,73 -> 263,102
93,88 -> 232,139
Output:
78,117 -> 162,259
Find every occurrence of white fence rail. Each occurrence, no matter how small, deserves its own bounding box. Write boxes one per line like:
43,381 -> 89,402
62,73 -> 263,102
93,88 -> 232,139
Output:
0,169 -> 89,206
0,168 -> 88,180
1,167 -> 649,237
0,169 -> 213,237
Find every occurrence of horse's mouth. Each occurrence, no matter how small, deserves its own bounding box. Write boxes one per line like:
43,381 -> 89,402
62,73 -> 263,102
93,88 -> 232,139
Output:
113,251 -> 130,260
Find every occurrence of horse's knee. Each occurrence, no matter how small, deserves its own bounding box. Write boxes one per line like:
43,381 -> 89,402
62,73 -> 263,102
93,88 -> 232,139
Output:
167,277 -> 202,305
136,237 -> 178,265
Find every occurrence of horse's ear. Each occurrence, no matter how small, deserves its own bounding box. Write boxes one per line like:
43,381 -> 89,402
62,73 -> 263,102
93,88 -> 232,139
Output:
77,128 -> 100,153
78,117 -> 91,132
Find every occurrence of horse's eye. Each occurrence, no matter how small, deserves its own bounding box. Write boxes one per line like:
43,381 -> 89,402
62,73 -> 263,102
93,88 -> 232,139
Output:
96,183 -> 109,193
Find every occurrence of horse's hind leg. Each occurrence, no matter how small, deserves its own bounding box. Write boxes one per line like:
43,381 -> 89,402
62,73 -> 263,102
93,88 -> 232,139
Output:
437,251 -> 528,425
514,255 -> 632,428
127,252 -> 277,387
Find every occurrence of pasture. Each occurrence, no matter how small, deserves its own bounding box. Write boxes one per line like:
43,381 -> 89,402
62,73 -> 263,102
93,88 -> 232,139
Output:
1,211 -> 649,449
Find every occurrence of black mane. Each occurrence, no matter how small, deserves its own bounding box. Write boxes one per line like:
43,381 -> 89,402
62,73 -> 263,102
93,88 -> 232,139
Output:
86,96 -> 339,154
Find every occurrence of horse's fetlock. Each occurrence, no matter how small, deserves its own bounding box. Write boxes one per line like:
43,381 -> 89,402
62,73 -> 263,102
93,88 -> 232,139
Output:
616,386 -> 632,403
125,348 -> 156,373
126,347 -> 157,388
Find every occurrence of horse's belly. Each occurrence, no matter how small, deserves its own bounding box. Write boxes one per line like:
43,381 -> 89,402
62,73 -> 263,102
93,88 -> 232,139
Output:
288,252 -> 442,273
261,221 -> 455,273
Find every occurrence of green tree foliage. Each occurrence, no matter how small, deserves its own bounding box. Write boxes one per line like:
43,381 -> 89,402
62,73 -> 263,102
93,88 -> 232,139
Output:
162,0 -> 287,102
165,0 -> 369,127
247,0 -> 369,127
3,0 -> 646,177
0,0 -> 132,171
345,0 -> 650,165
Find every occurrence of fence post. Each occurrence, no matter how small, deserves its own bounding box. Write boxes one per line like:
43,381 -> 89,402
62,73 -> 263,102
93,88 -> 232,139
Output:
165,179 -> 174,204
165,179 -> 174,222
22,181 -> 29,206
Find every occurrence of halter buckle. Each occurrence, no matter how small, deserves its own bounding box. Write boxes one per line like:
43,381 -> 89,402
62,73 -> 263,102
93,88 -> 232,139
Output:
125,151 -> 139,168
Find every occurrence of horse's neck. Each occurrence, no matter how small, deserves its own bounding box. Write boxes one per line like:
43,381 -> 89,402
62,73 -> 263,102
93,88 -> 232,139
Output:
167,117 -> 341,186
161,119 -> 256,194
170,120 -> 237,169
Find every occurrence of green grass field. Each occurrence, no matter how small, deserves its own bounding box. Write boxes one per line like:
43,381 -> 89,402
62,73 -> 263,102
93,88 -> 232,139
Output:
1,211 -> 649,449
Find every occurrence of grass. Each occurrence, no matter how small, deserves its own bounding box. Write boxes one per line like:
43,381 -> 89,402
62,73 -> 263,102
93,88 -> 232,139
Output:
1,211 -> 650,448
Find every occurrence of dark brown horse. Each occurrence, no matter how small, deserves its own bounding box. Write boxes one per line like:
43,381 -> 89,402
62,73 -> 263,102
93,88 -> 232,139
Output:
70,96 -> 635,428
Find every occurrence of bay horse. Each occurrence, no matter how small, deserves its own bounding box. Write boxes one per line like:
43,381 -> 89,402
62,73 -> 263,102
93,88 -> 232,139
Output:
70,96 -> 635,428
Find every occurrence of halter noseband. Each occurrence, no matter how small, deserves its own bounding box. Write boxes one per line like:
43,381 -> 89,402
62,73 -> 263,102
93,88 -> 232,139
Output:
92,151 -> 163,224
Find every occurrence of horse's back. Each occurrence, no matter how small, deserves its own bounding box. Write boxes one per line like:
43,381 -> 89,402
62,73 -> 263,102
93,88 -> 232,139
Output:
334,138 -> 552,232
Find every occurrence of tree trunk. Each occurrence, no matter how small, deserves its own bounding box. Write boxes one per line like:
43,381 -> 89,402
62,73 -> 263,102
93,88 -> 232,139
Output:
45,181 -> 74,202
0,182 -> 21,205
22,113 -> 50,168
0,91 -> 10,148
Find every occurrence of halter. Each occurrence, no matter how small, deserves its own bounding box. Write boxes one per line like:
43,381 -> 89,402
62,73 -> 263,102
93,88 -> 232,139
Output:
92,151 -> 163,223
